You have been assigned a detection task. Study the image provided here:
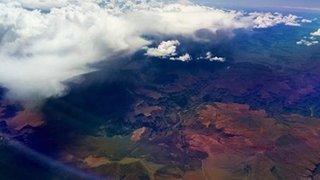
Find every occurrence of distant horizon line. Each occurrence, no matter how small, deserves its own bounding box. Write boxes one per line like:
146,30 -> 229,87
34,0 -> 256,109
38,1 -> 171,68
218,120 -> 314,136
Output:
277,6 -> 320,11
193,1 -> 320,11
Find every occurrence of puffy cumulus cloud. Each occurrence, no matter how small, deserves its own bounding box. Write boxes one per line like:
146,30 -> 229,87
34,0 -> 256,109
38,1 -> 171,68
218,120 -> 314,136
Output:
296,39 -> 319,46
301,19 -> 312,23
170,53 -> 191,62
145,40 -> 191,61
297,28 -> 320,47
0,1 -> 149,103
145,40 -> 191,62
0,0 -> 302,104
145,40 -> 180,58
311,29 -> 320,36
197,52 -> 225,62
249,12 -> 300,28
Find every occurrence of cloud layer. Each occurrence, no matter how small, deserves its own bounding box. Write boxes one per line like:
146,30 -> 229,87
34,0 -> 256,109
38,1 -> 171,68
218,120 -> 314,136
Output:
0,0 -> 302,104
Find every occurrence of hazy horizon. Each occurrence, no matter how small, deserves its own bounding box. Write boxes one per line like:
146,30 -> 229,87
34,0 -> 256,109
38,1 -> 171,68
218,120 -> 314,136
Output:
194,0 -> 320,10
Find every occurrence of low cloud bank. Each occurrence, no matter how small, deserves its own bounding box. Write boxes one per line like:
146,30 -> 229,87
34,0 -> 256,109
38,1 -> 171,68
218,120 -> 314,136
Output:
0,0 -> 302,104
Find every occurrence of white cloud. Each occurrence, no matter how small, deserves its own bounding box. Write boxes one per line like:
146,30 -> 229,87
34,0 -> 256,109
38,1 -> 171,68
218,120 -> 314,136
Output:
0,0 -> 302,104
145,40 -> 180,58
145,40 -> 191,61
311,29 -> 320,36
297,39 -> 319,46
297,28 -> 320,47
198,52 -> 225,62
170,53 -> 191,62
145,40 -> 191,62
249,12 -> 300,28
301,19 -> 312,23
0,1 -> 149,103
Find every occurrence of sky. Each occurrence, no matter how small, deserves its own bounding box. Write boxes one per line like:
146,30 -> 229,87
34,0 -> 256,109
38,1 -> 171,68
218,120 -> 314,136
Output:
195,0 -> 320,9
